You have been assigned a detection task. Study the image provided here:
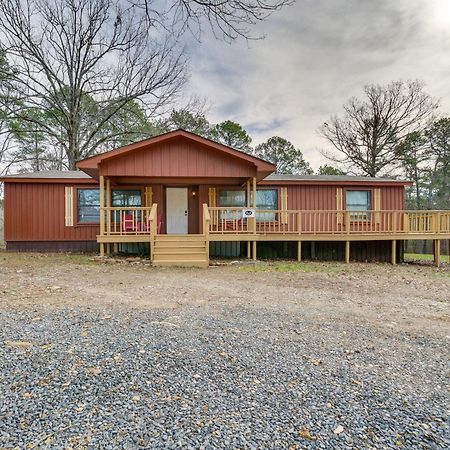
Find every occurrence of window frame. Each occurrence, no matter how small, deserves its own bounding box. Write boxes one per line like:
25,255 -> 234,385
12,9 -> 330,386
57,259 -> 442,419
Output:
111,189 -> 143,208
217,186 -> 280,221
344,189 -> 372,221
76,188 -> 101,225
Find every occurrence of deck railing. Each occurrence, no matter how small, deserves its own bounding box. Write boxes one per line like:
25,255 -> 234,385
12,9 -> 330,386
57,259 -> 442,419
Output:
98,205 -> 450,237
207,207 -> 450,236
100,206 -> 154,235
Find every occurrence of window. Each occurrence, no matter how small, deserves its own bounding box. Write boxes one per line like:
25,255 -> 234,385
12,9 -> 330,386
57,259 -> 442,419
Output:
77,189 -> 100,223
112,190 -> 142,222
218,189 -> 278,221
112,190 -> 142,207
219,190 -> 246,220
346,190 -> 371,219
219,190 -> 246,208
251,189 -> 278,221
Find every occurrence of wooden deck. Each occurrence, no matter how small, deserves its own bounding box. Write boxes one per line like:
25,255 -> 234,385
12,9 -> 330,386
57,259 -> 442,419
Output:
97,204 -> 450,266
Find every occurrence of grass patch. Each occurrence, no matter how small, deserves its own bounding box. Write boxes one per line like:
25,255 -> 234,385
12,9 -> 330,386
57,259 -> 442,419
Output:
237,260 -> 341,273
405,253 -> 449,263
0,251 -> 95,266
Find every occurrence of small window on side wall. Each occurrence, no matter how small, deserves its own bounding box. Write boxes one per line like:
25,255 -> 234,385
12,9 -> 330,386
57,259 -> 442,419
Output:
346,190 -> 371,220
77,189 -> 100,223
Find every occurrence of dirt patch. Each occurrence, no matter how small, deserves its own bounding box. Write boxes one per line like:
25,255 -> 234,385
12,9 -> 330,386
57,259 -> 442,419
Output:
0,252 -> 448,339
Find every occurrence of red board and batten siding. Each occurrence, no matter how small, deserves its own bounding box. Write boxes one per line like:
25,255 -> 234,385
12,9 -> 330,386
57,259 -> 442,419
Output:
3,181 -> 407,244
4,182 -> 98,242
285,184 -> 405,210
101,140 -> 256,178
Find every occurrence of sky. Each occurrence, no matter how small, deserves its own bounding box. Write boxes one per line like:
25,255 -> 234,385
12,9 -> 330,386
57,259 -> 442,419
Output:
184,0 -> 450,170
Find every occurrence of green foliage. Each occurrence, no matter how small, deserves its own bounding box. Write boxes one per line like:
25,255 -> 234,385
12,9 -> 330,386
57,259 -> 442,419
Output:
397,119 -> 450,210
211,120 -> 252,152
317,164 -> 346,176
156,109 -> 212,137
253,136 -> 313,175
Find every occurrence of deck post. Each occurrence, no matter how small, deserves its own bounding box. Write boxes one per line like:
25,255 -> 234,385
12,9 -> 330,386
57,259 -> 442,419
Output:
391,240 -> 397,265
247,241 -> 251,259
345,241 -> 350,264
297,241 -> 302,262
434,239 -> 441,267
100,243 -> 105,256
252,240 -> 257,261
99,175 -> 105,237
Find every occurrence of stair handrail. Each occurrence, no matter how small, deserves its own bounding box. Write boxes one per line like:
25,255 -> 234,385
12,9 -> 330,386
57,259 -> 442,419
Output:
203,203 -> 211,260
149,203 -> 158,261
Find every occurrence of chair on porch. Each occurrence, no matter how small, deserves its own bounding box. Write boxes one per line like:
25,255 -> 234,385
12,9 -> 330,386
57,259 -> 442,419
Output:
121,212 -> 164,234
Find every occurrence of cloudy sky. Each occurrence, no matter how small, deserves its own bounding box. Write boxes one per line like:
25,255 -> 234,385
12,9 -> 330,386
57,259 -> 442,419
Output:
184,0 -> 450,169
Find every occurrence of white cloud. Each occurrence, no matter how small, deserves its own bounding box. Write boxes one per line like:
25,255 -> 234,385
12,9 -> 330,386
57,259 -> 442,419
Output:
184,0 -> 450,169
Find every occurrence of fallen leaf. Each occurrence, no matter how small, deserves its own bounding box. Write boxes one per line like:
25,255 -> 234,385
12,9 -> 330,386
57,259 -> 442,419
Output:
5,340 -> 33,349
334,425 -> 344,434
87,367 -> 101,376
132,395 -> 140,401
299,428 -> 317,440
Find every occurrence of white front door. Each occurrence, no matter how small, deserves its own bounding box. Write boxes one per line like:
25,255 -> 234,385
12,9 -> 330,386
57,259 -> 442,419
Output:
166,188 -> 188,234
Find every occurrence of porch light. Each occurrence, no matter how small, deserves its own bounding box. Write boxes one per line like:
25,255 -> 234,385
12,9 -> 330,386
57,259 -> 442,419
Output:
192,190 -> 197,197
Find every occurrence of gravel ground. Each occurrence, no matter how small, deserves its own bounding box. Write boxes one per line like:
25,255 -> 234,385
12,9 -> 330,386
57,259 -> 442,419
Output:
0,253 -> 449,449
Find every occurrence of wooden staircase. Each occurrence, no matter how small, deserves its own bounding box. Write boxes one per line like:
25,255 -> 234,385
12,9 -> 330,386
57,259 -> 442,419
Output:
152,234 -> 209,268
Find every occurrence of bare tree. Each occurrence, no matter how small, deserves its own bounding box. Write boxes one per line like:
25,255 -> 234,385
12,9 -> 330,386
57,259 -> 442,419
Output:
0,0 -> 187,169
320,80 -> 438,177
136,1 -> 294,42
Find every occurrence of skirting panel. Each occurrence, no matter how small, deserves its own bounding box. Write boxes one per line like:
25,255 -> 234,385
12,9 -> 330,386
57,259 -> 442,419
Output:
210,240 -> 404,263
6,241 -> 98,253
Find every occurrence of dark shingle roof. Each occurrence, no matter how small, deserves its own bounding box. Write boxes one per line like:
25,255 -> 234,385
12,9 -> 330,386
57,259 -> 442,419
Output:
264,174 -> 408,183
1,170 -> 92,179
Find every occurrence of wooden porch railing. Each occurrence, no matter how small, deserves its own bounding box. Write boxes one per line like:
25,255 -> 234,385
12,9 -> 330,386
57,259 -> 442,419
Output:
100,206 -> 154,235
206,207 -> 450,236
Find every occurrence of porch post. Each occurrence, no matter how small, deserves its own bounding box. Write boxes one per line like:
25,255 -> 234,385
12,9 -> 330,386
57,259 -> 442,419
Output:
99,175 -> 105,235
106,177 -> 111,235
247,179 -> 251,259
99,175 -> 105,256
253,177 -> 257,260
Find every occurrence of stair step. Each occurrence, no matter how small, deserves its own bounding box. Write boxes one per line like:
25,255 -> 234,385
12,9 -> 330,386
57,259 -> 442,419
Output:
153,260 -> 209,268
152,234 -> 209,267
154,247 -> 207,254
153,252 -> 207,261
154,241 -> 206,248
155,234 -> 205,241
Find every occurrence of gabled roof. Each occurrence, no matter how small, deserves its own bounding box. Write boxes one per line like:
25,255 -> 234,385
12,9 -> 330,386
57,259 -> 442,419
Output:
76,129 -> 276,180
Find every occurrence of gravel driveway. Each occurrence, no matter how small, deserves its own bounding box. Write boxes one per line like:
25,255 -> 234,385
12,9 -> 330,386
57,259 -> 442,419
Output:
0,253 -> 449,449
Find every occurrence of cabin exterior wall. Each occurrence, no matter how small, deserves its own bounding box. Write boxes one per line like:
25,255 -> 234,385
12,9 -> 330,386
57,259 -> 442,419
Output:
4,182 -> 98,243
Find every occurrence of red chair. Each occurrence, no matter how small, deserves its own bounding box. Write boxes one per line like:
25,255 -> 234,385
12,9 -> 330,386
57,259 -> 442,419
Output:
121,213 -> 136,232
